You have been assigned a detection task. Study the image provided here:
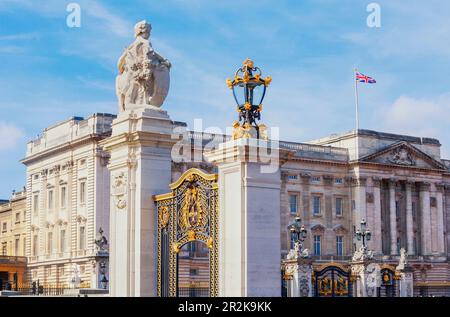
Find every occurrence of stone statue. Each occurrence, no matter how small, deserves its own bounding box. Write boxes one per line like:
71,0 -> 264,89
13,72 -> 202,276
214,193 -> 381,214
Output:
352,246 -> 374,262
286,242 -> 309,260
396,248 -> 408,271
116,20 -> 171,112
94,227 -> 108,251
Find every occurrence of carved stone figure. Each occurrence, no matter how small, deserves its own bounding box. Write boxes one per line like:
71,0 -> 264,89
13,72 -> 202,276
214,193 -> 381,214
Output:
352,246 -> 374,262
94,227 -> 108,251
111,172 -> 127,210
388,146 -> 415,166
116,20 -> 171,111
396,247 -> 408,271
286,242 -> 309,260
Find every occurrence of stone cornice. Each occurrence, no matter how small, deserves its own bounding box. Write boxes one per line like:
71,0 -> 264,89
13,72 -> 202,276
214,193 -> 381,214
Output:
21,133 -> 108,165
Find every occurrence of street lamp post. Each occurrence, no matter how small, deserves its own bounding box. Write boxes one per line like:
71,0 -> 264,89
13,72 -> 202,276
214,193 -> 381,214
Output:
288,217 -> 308,256
355,218 -> 372,249
226,58 -> 272,139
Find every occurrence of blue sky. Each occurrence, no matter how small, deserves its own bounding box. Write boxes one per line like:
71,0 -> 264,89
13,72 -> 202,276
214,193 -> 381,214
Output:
0,0 -> 449,197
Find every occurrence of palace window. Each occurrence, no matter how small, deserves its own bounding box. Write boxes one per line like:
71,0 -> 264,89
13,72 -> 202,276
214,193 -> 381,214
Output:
189,268 -> 198,276
289,194 -> 298,214
313,235 -> 321,255
336,236 -> 344,256
33,194 -> 39,215
2,222 -> 7,233
335,197 -> 343,216
395,201 -> 400,218
60,186 -> 66,208
335,178 -> 343,185
79,181 -> 86,205
311,176 -> 321,183
313,196 -> 321,215
47,232 -> 53,254
396,237 -> 401,253
79,226 -> 86,250
1,242 -> 7,256
15,212 -> 20,224
288,174 -> 298,180
60,229 -> 66,253
48,190 -> 54,210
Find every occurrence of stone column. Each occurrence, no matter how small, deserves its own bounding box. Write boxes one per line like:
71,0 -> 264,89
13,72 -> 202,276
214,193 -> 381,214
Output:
389,179 -> 398,255
353,177 -> 367,252
285,259 -> 313,297
372,178 -> 382,255
405,181 -> 414,255
398,267 -> 414,297
205,138 -> 289,296
353,177 -> 367,223
419,182 -> 431,255
102,108 -> 177,297
436,184 -> 445,254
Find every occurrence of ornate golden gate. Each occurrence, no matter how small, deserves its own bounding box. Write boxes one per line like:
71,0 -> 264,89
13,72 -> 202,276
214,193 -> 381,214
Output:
154,168 -> 218,297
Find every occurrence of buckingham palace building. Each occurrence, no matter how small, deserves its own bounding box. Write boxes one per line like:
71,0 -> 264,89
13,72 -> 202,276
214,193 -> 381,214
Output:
1,20 -> 449,297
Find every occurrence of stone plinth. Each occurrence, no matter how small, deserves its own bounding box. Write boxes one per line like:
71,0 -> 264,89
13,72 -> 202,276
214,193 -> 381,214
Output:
205,138 -> 292,297
102,107 -> 178,297
284,258 -> 313,297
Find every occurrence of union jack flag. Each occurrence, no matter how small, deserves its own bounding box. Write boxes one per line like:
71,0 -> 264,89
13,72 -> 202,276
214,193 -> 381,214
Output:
355,71 -> 376,84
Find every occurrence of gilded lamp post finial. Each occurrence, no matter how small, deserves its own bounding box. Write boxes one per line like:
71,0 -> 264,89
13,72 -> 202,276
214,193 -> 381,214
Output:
226,59 -> 271,140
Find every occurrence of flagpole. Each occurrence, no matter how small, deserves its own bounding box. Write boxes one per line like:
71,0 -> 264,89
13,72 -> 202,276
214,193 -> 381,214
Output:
354,68 -> 360,160
354,68 -> 360,132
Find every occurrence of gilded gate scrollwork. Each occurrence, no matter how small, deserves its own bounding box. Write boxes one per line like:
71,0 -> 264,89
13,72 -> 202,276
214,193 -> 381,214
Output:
154,168 -> 218,297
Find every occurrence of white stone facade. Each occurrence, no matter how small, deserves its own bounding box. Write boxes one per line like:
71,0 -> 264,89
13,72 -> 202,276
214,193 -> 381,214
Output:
21,113 -> 115,288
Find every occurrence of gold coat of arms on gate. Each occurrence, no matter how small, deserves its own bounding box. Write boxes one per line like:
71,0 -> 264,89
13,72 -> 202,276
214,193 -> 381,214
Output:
180,185 -> 204,230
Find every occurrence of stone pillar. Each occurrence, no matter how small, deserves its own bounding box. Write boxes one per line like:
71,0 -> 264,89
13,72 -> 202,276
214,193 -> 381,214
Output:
419,182 -> 431,255
351,261 -> 378,297
353,177 -> 367,224
372,178 -> 382,255
205,138 -> 288,296
389,179 -> 398,255
285,259 -> 313,297
436,184 -> 445,254
398,267 -> 414,297
405,181 -> 414,255
102,108 -> 176,297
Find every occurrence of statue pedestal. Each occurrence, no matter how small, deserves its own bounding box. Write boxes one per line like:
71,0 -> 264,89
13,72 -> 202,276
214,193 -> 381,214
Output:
205,138 -> 291,296
398,266 -> 414,297
351,260 -> 379,297
102,106 -> 178,297
112,106 -> 174,136
284,258 -> 313,297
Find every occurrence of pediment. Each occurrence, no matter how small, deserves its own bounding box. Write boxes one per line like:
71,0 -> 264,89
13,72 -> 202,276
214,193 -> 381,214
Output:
360,141 -> 447,170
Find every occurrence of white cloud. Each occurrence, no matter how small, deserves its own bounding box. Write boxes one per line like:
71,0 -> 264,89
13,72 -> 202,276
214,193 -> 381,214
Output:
0,122 -> 24,150
0,32 -> 40,41
380,94 -> 450,158
81,1 -> 132,38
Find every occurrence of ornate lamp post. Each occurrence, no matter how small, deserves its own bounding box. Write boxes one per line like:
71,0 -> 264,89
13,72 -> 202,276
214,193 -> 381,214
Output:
288,217 -> 308,255
226,58 -> 272,139
355,218 -> 372,249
